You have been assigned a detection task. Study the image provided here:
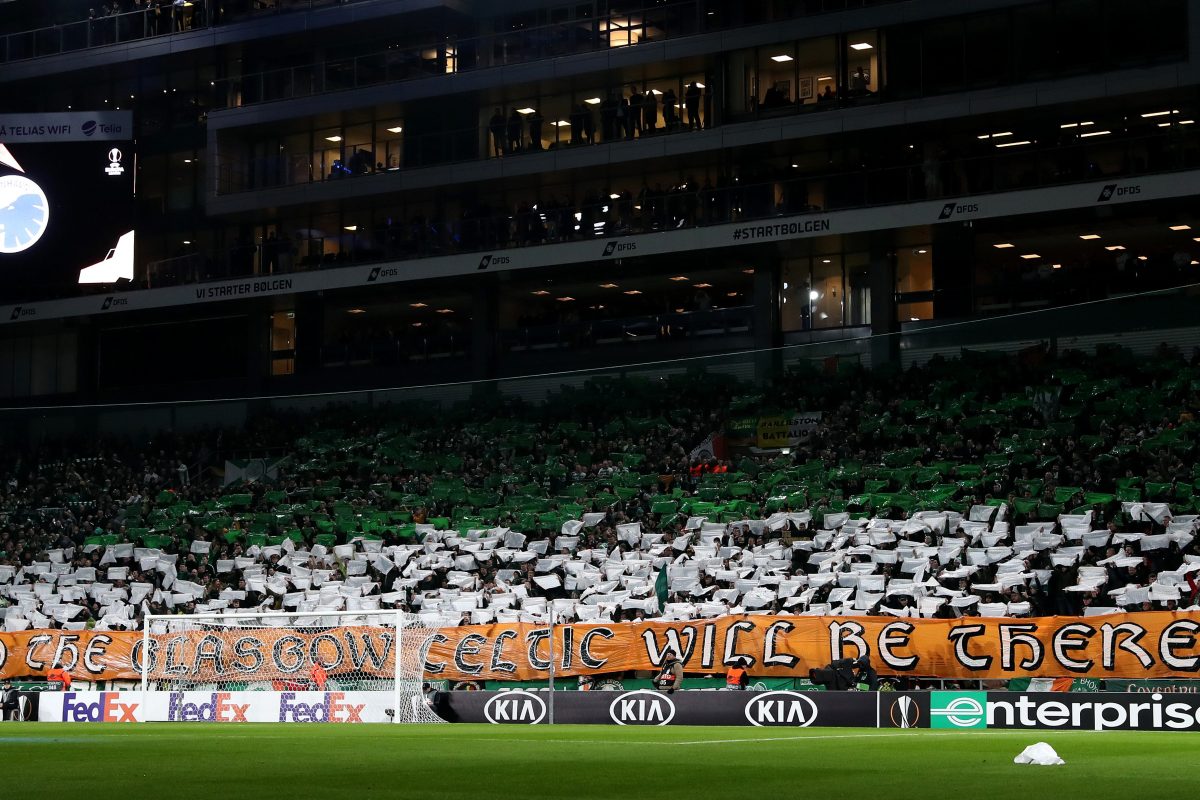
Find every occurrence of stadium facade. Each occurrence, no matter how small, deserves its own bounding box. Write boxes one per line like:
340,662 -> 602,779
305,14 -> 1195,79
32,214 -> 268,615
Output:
0,0 -> 1197,425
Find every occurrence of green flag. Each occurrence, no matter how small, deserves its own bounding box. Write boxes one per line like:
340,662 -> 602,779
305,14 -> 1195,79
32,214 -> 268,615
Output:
655,569 -> 669,610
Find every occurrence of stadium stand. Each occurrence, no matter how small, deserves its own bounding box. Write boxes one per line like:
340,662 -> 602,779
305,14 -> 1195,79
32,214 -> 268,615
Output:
2,341 -> 1199,634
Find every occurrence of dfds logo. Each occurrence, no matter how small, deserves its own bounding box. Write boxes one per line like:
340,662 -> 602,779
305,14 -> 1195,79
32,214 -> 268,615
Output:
938,202 -> 979,220
278,692 -> 365,723
477,254 -> 511,270
608,690 -> 675,726
366,266 -> 401,282
100,296 -> 128,310
743,691 -> 818,727
484,690 -> 546,724
1098,183 -> 1140,202
168,692 -> 250,722
61,692 -> 140,723
602,240 -> 636,257
9,306 -> 34,321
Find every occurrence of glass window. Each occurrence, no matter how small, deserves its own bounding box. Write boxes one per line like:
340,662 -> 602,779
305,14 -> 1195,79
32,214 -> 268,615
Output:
898,300 -> 934,322
896,246 -> 933,294
964,12 -> 1011,89
921,19 -> 965,96
780,258 -> 810,331
845,252 -> 871,327
845,30 -> 879,98
810,255 -> 844,328
270,311 -> 296,376
797,37 -> 838,107
758,42 -> 798,111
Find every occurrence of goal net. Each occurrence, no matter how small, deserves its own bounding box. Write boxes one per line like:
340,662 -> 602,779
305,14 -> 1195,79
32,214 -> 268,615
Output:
139,610 -> 446,723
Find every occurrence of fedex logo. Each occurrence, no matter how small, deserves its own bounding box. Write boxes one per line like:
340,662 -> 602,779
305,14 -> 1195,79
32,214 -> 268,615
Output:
278,692 -> 365,723
62,692 -> 140,723
168,692 -> 250,722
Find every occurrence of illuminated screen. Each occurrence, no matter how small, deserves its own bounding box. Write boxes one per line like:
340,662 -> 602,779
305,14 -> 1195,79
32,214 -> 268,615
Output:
0,139 -> 135,302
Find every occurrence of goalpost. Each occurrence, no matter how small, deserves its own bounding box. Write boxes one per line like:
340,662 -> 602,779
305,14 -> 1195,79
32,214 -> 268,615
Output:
139,609 -> 446,723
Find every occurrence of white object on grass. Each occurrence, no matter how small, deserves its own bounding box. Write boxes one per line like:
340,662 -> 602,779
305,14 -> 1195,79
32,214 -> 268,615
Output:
1014,742 -> 1065,766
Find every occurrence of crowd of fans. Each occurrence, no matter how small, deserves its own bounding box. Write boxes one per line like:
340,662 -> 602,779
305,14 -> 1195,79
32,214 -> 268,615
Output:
2,343 -> 1200,634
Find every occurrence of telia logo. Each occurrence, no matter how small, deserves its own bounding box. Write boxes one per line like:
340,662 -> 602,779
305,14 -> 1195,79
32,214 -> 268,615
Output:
608,690 -> 676,726
82,120 -> 97,137
743,691 -> 818,727
61,692 -> 140,722
483,690 -> 546,724
168,692 -> 250,722
278,692 -> 365,723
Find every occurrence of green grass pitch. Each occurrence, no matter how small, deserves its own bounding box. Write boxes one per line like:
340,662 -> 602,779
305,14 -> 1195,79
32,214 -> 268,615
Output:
1,724 -> 1190,799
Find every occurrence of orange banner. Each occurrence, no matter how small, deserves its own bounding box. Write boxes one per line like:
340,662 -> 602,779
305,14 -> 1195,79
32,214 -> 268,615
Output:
3,612 -> 1198,682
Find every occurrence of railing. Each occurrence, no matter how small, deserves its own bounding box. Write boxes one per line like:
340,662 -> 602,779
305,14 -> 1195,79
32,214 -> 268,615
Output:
0,0 -> 377,63
0,0 -> 906,68
501,306 -> 755,353
163,126 -> 1200,291
319,332 -> 469,367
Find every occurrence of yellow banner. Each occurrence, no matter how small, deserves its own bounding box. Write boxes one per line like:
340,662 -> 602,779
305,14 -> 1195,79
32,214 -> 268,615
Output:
3,612 -> 1198,682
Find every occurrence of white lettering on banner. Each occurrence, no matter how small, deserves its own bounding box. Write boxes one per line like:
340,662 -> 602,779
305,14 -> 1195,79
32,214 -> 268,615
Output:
0,112 -> 132,142
483,690 -> 546,724
194,279 -> 294,300
38,691 -> 392,723
9,169 -> 1200,326
608,690 -> 675,725
743,691 -> 818,727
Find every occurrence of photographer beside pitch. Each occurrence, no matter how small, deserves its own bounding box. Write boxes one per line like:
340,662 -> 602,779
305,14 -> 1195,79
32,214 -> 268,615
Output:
652,653 -> 683,694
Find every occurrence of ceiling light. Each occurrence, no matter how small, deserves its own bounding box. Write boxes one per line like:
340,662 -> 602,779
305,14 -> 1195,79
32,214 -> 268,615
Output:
623,290 -> 642,295
695,83 -> 705,89
410,303 -> 428,310
726,291 -> 738,297
849,42 -> 873,50
1052,264 -> 1062,269
183,158 -> 192,163
669,276 -> 689,281
742,268 -> 755,274
347,308 -> 366,314
1141,110 -> 1177,118
551,120 -> 571,126
1020,254 -> 1041,260
1104,245 -> 1125,251
600,283 -> 619,289
1137,255 -> 1149,261
531,290 -> 550,296
993,243 -> 1015,249
517,107 -> 536,115
1080,234 -> 1101,240
325,135 -> 342,142
917,249 -> 927,254
808,290 -> 819,300
771,54 -> 794,62
609,193 -> 621,199
1079,130 -> 1111,138
585,97 -> 601,105
995,140 -> 1032,148
821,259 -> 832,264
436,308 -> 454,314
411,321 -> 424,328
977,131 -> 1014,140
1170,225 -> 1191,231
386,126 -> 403,133
344,225 -> 358,231
817,76 -> 833,81
693,283 -> 712,288
650,89 -> 663,96
1060,121 -> 1095,129
1180,120 -> 1196,125
1158,122 -> 1172,128
182,240 -> 191,245
1192,261 -> 1199,266
556,296 -> 575,302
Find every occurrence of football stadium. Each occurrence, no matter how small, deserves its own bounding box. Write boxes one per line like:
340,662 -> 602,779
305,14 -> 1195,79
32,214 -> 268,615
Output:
1,0 -> 1200,796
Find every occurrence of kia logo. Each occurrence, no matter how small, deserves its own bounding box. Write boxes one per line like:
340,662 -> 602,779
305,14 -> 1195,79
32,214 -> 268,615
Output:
483,690 -> 546,725
743,691 -> 819,727
608,690 -> 675,726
